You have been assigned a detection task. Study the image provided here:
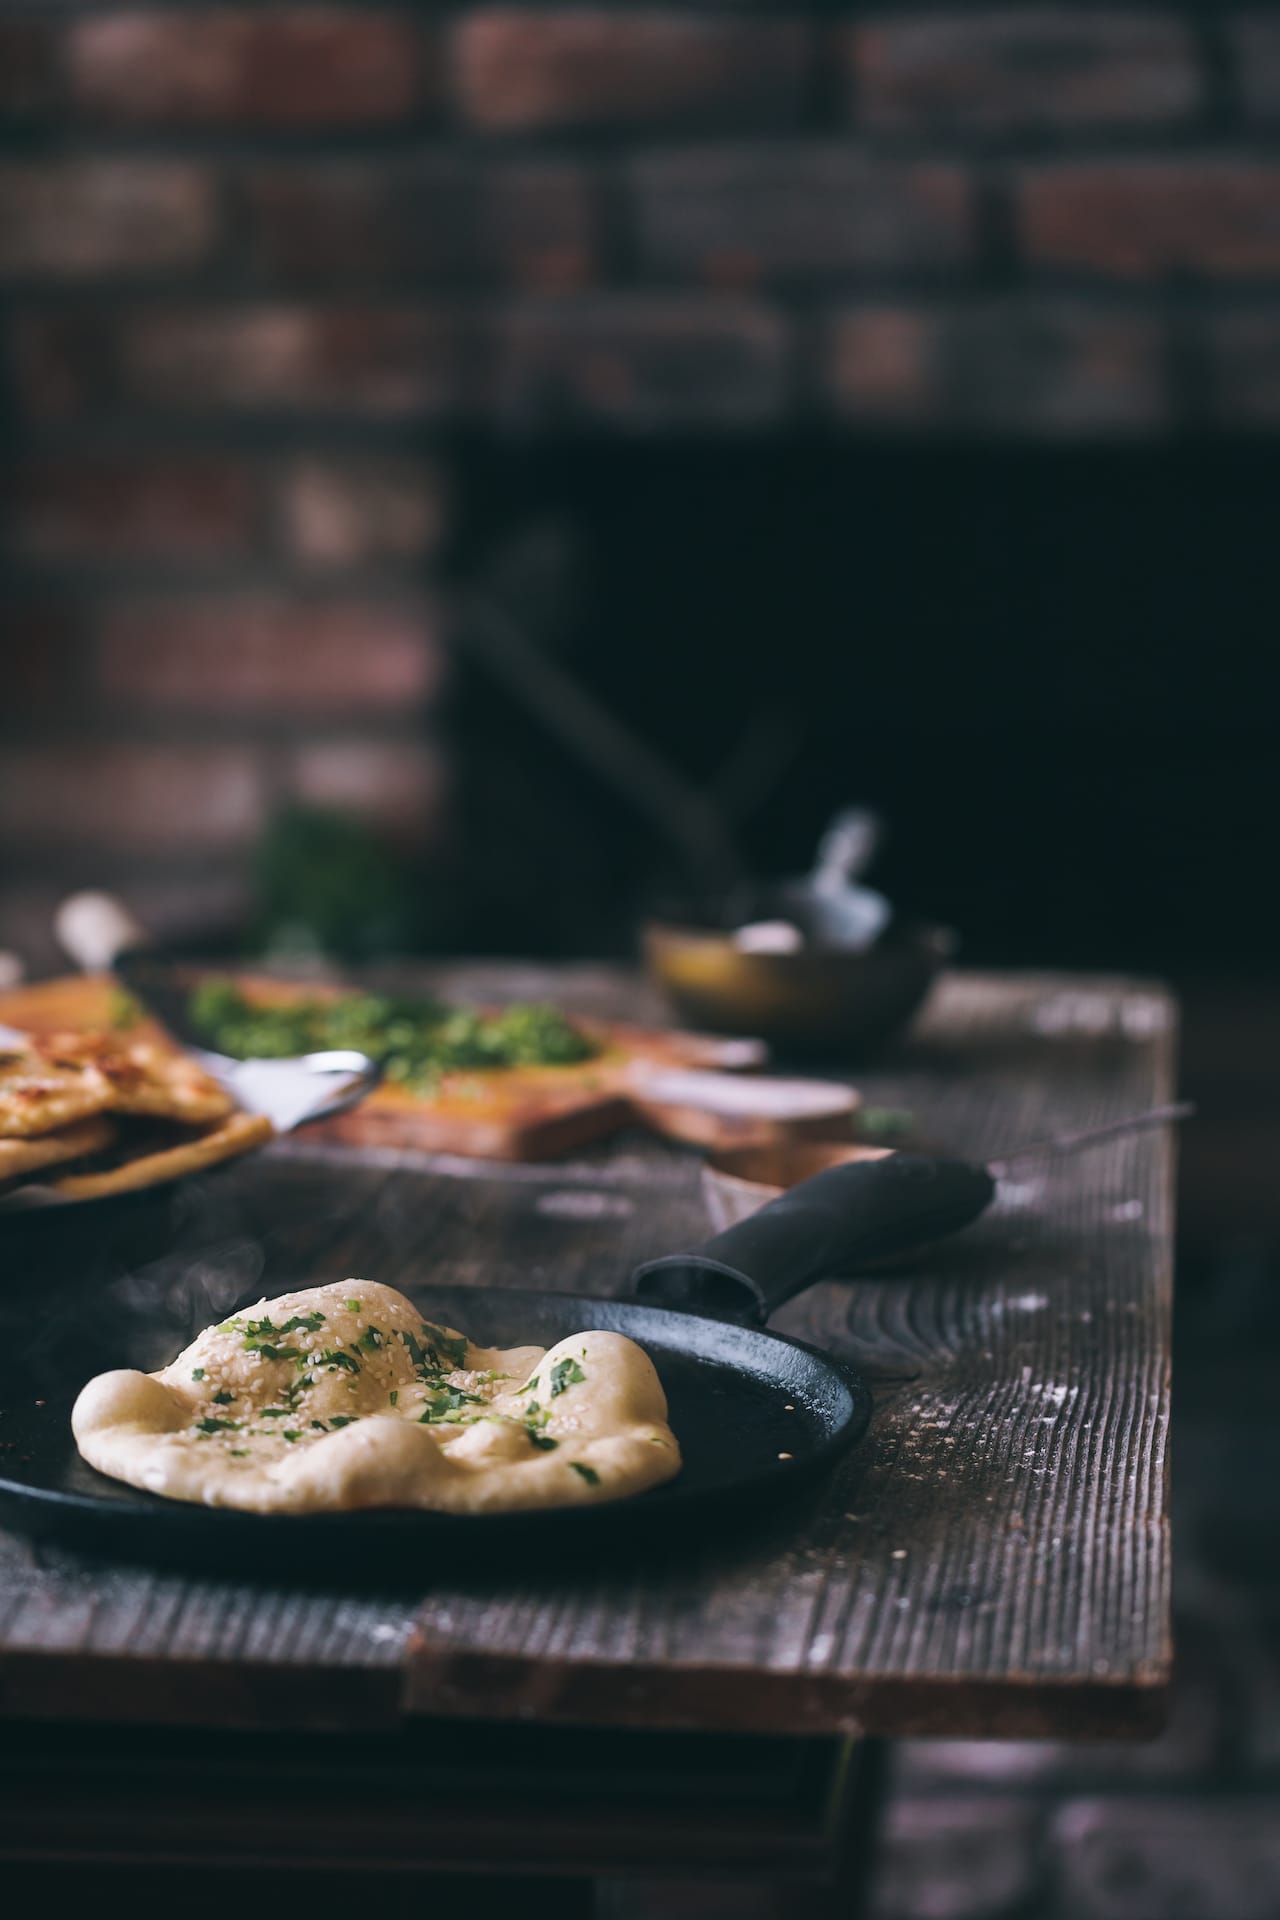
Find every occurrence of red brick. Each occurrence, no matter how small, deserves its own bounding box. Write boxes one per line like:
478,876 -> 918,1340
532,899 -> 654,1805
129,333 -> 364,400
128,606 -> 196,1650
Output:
0,23 -> 57,120
1,610 -> 82,716
0,163 -> 218,280
481,165 -> 597,290
1233,15 -> 1280,124
242,163 -> 471,284
851,12 -> 1200,136
827,300 -> 1166,435
1201,309 -> 1280,427
95,597 -> 445,714
491,296 -> 790,430
243,160 -> 597,290
452,10 -> 809,134
5,458 -> 255,565
279,457 -> 449,568
0,745 -> 266,851
5,311 -> 116,424
1020,163 -> 1280,279
68,9 -> 429,128
629,147 -> 972,285
118,306 -> 464,418
825,307 -> 939,424
285,739 -> 448,841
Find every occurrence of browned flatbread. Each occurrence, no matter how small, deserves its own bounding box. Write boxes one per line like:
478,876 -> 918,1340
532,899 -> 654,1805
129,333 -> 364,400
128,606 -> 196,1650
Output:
0,1047 -> 112,1138
30,1032 -> 234,1126
0,1114 -> 118,1183
51,1111 -> 274,1201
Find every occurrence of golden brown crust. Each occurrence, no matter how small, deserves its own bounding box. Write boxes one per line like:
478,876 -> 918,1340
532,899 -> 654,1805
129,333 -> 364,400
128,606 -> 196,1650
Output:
0,1047 -> 113,1138
52,1111 -> 274,1200
29,1032 -> 234,1125
0,1114 -> 118,1182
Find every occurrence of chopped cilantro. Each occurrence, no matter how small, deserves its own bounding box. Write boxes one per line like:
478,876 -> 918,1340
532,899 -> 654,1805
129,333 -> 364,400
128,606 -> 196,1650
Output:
243,1340 -> 305,1365
527,1429 -> 559,1451
282,1430 -> 301,1443
523,1376 -> 539,1394
193,1417 -> 242,1434
261,1408 -> 290,1417
212,1390 -> 234,1406
388,1390 -> 398,1406
328,1415 -> 359,1429
550,1357 -> 586,1397
230,1449 -> 249,1458
311,1419 -> 328,1430
191,1367 -> 205,1381
569,1461 -> 600,1485
418,1386 -> 483,1423
358,1326 -> 383,1352
318,1348 -> 359,1374
345,1298 -> 361,1312
420,1321 -> 468,1370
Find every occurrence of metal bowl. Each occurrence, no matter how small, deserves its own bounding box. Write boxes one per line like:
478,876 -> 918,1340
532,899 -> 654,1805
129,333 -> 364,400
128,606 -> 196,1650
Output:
643,916 -> 953,1058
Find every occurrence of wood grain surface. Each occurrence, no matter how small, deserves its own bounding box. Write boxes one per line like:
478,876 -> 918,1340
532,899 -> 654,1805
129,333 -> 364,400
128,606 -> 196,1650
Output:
0,968 -> 1177,1741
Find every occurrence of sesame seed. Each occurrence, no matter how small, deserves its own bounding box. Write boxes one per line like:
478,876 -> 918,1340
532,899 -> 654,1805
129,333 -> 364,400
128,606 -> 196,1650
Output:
777,1451 -> 794,1460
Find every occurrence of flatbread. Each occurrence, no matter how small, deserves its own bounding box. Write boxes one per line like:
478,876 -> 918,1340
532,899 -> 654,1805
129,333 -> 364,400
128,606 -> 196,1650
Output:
29,1032 -> 233,1125
52,1111 -> 274,1201
72,1279 -> 682,1514
0,1047 -> 112,1138
0,1114 -> 117,1183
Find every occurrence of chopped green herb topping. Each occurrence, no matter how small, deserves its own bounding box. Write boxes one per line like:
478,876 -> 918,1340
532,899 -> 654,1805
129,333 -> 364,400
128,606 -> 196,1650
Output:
388,1390 -> 398,1406
569,1461 -> 600,1485
243,1341 -> 305,1365
193,1417 -> 242,1434
212,1390 -> 234,1406
420,1321 -> 468,1370
282,1430 -> 301,1443
230,1449 -> 249,1458
191,1367 -> 205,1381
318,1348 -> 360,1374
527,1429 -> 559,1452
523,1375 -> 539,1394
550,1357 -> 586,1397
310,1419 -> 329,1430
328,1415 -> 359,1429
261,1408 -> 290,1417
345,1298 -> 361,1312
418,1386 -> 484,1423
358,1325 -> 383,1352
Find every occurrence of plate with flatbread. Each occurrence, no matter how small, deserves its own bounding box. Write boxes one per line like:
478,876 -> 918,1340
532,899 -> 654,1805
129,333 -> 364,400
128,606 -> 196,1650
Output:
0,1028 -> 274,1213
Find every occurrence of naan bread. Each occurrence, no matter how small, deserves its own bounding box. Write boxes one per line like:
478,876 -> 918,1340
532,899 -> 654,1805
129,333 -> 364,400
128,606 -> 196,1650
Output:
30,1032 -> 233,1125
0,1114 -> 117,1183
73,1279 -> 682,1514
0,1046 -> 112,1137
52,1111 -> 274,1200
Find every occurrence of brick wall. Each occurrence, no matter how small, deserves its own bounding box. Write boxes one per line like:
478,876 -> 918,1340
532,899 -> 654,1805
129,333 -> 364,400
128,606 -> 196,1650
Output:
3,3 -> 1280,960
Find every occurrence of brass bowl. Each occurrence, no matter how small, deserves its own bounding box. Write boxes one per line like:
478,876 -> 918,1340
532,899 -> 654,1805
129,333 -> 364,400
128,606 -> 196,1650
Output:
643,917 -> 953,1058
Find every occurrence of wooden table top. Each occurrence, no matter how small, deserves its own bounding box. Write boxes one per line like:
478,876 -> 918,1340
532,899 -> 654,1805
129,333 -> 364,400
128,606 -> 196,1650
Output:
0,966 -> 1176,1742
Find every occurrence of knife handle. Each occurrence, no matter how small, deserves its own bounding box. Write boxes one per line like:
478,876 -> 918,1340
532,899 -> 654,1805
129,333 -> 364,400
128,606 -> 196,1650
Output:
632,1153 -> 995,1323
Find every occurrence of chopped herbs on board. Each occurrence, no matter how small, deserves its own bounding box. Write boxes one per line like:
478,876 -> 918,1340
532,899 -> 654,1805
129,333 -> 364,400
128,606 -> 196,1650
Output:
188,980 -> 597,1094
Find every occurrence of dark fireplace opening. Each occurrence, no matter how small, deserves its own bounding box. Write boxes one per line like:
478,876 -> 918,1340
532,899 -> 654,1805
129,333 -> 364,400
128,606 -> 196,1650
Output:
446,436 -> 1277,980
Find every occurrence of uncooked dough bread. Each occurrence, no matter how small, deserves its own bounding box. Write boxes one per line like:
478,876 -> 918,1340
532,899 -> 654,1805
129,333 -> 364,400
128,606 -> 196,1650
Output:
72,1280 -> 682,1515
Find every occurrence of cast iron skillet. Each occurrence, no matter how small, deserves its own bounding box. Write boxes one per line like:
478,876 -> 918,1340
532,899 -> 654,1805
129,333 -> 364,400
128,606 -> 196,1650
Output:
0,1158 -> 989,1574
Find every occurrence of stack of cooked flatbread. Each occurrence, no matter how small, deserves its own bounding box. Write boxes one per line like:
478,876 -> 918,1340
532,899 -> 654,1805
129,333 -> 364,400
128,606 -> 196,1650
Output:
0,1032 -> 273,1204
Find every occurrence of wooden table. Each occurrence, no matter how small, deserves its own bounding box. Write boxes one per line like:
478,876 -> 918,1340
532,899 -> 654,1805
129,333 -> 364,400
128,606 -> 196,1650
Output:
0,967 -> 1177,1914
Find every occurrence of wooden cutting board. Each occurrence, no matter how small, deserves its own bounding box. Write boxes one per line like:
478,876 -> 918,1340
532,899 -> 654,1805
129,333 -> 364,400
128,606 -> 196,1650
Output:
0,973 -> 858,1162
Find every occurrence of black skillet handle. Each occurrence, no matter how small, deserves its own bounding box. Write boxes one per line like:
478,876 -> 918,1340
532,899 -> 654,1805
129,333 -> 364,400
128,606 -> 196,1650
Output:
632,1154 -> 995,1324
